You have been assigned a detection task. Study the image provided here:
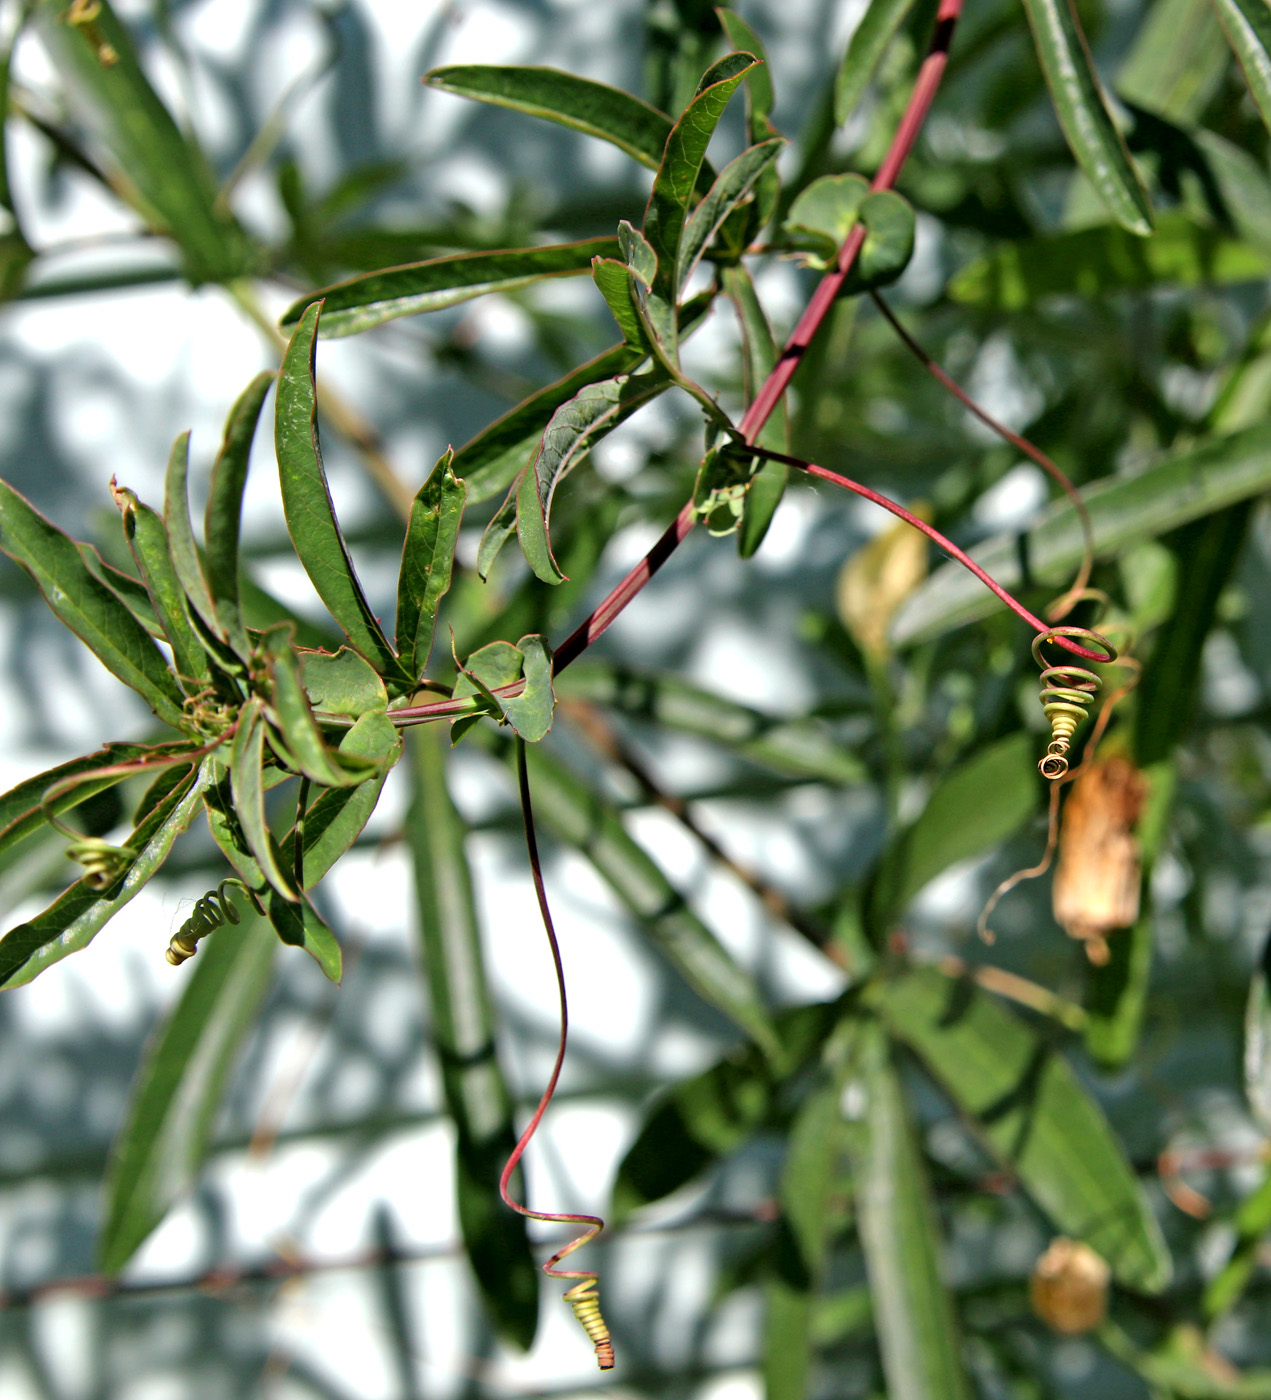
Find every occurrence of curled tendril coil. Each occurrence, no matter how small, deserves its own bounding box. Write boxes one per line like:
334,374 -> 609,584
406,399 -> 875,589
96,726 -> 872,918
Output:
65,836 -> 136,890
166,878 -> 263,965
1033,627 -> 1117,780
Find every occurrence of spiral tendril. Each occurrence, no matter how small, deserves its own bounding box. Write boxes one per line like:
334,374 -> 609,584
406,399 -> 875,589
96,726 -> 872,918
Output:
563,1275 -> 615,1370
66,837 -> 135,890
166,879 -> 261,965
1033,628 -> 1116,780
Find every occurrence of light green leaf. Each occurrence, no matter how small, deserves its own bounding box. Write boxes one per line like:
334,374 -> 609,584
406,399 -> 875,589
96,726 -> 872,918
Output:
76,541 -> 163,638
229,698 -> 297,900
280,240 -> 617,338
867,733 -> 1038,935
405,726 -> 538,1349
302,647 -> 388,719
0,478 -> 186,729
1019,0 -> 1154,234
396,450 -> 465,685
299,713 -> 400,887
878,965 -> 1172,1292
677,138 -> 784,293
950,214 -> 1271,308
592,256 -> 656,354
264,634 -> 377,788
852,1024 -> 973,1400
1212,0 -> 1271,136
98,912 -> 275,1271
892,422 -> 1271,644
834,0 -> 922,124
163,429 -> 221,641
275,302 -> 400,677
475,485 -> 520,584
453,636 -> 556,742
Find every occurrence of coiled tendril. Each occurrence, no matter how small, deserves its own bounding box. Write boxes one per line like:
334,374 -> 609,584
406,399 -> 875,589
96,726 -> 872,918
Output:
166,879 -> 262,965
1033,628 -> 1117,780
65,836 -> 136,890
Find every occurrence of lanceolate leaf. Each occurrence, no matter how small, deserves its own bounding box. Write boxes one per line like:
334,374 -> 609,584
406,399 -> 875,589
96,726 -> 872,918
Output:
77,542 -> 163,638
405,726 -> 538,1349
0,480 -> 186,729
265,889 -> 342,982
516,371 -> 668,584
677,138 -> 784,293
163,429 -> 221,639
891,421 -> 1271,645
878,965 -> 1172,1292
396,450 -> 465,685
0,766 -> 205,990
204,371 -> 274,654
853,1025 -> 973,1400
717,10 -> 777,128
265,638 -> 377,788
1212,0 -> 1271,136
1019,0 -> 1154,234
834,0 -> 922,124
643,53 -> 759,300
229,699 -> 297,900
280,240 -> 617,338
424,64 -> 676,171
275,302 -> 400,677
298,713 -> 400,886
523,743 -> 779,1059
98,913 -> 276,1272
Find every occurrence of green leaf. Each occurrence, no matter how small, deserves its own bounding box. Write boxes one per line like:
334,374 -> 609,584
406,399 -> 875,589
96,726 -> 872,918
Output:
523,742 -> 779,1060
301,648 -> 388,719
98,912 -> 276,1271
275,302 -> 400,676
163,429 -> 222,642
891,422 -> 1271,645
515,371 -> 668,584
423,65 -> 676,171
717,10 -> 776,129
453,344 -> 643,505
867,733 -> 1037,936
266,889 -> 342,982
396,450 -> 465,685
453,636 -> 556,742
280,240 -> 617,338
643,53 -> 759,301
784,175 -> 915,289
1212,0 -> 1271,137
0,766 -> 205,989
592,257 -> 657,354
949,214 -> 1271,308
878,964 -> 1172,1292
476,486 -> 520,584
841,189 -> 915,294
229,699 -> 297,900
611,999 -> 844,1222
264,634 -> 378,788
0,479 -> 186,729
299,713 -> 401,887
834,0 -> 922,124
554,662 -> 865,784
112,484 -> 209,689
405,726 -> 538,1349
677,138 -> 784,293
204,371 -> 274,654
852,1024 -> 973,1400
1019,0 -> 1154,234
77,541 -> 163,638
1203,1165 -> 1271,1321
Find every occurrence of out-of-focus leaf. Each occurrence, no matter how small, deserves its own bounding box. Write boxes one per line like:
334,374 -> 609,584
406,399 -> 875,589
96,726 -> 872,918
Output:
229,698 -> 297,900
867,733 -> 1037,936
852,1024 -> 973,1400
717,10 -> 776,126
1212,0 -> 1271,137
281,240 -> 618,338
163,429 -> 222,642
1203,1165 -> 1271,1320
950,215 -> 1271,308
784,174 -> 915,289
644,53 -> 758,302
275,303 -> 400,678
1116,0 -> 1227,125
34,0 -> 254,282
891,423 -> 1271,645
396,450 -> 465,685
677,138 -> 784,292
98,912 -> 275,1271
405,726 -> 538,1349
112,484 -> 209,688
0,479 -> 186,729
878,964 -> 1172,1292
556,662 -> 866,783
612,999 -> 844,1222
1019,0 -> 1154,234
204,371 -> 274,654
834,0 -> 922,124
0,766 -> 204,990
453,344 -> 643,505
515,371 -> 667,585
523,742 -> 779,1059
299,712 -> 400,887
302,648 -> 388,719
423,65 -> 675,171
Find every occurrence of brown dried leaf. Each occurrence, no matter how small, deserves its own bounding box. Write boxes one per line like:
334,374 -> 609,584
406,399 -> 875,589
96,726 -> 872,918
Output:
1030,1237 -> 1110,1334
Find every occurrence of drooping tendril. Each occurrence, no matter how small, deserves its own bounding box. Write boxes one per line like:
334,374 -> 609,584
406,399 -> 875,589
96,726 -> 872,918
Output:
166,878 -> 263,966
1033,627 -> 1117,780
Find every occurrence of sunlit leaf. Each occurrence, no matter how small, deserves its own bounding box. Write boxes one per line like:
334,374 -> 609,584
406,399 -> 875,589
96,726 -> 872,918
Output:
1212,0 -> 1271,137
396,450 -> 465,685
677,138 -> 783,292
229,698 -> 297,900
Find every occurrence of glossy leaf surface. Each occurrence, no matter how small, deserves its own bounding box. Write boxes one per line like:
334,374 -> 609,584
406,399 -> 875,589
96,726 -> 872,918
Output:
395,450 -> 465,685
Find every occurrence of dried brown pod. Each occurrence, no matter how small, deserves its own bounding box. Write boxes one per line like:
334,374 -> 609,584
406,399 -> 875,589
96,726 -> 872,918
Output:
1030,1237 -> 1110,1334
1052,755 -> 1146,965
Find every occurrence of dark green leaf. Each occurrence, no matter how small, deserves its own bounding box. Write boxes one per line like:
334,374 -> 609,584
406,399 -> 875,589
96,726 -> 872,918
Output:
76,541 -> 163,638
204,371 -> 274,654
405,726 -> 538,1349
878,964 -> 1172,1291
717,10 -> 776,127
0,479 -> 186,728
275,302 -> 400,676
1212,0 -> 1271,136
163,429 -> 222,640
1019,0 -> 1154,233
229,698 -> 297,900
841,189 -> 915,294
280,240 -> 617,338
677,138 -> 784,293
396,450 -> 465,684
592,257 -> 657,353
266,888 -> 342,983
98,911 -> 275,1271
834,0 -> 922,124
299,713 -> 401,887
265,634 -> 377,788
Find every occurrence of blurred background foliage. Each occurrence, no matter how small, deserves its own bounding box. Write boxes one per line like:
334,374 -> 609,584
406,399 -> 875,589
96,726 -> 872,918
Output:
2,0 -> 1271,1398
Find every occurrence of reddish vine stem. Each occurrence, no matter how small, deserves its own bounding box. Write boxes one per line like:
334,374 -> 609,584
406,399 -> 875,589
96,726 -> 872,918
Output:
501,738 -> 614,1370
